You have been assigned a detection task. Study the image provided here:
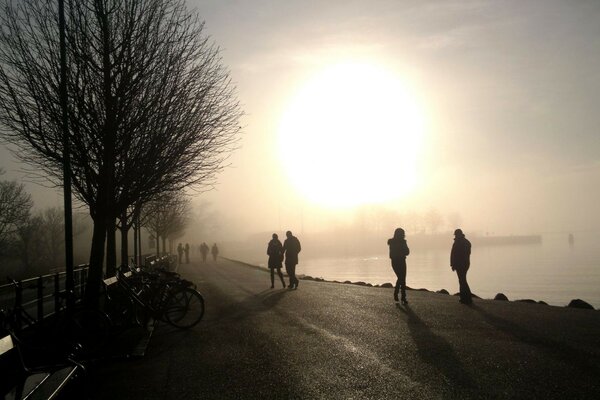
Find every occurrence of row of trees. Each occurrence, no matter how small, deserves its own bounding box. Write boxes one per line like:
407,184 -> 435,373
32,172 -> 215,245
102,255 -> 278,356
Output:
0,0 -> 241,296
1,170 -> 195,278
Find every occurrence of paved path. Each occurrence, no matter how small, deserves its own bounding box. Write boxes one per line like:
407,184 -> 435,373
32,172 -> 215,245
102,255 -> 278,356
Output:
90,258 -> 600,399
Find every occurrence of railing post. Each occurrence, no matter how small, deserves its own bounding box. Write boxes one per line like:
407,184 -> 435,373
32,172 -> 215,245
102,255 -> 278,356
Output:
37,276 -> 44,323
14,281 -> 22,332
81,267 -> 87,299
54,273 -> 60,313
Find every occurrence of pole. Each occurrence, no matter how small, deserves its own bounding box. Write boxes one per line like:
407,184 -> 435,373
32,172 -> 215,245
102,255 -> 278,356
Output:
59,0 -> 74,309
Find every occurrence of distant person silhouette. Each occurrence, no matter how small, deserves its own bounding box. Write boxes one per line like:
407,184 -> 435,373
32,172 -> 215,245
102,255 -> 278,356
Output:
211,243 -> 219,261
282,230 -> 301,289
200,242 -> 209,262
267,233 -> 286,289
184,243 -> 190,264
387,228 -> 410,304
451,229 -> 472,305
177,243 -> 184,264
568,233 -> 575,247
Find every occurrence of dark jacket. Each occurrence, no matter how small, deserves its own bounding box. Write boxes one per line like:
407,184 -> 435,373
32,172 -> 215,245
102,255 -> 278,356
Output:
267,239 -> 283,268
387,238 -> 410,259
283,236 -> 301,265
451,235 -> 471,270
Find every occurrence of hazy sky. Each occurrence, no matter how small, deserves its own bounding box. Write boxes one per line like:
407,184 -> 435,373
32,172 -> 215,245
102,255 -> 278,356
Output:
2,0 -> 600,237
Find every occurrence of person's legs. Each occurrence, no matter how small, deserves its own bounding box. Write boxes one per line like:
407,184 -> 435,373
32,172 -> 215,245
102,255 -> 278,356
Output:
293,264 -> 299,288
270,268 -> 275,288
391,259 -> 407,302
286,262 -> 297,288
276,268 -> 286,287
456,268 -> 472,304
398,260 -> 407,303
393,279 -> 400,301
285,262 -> 293,287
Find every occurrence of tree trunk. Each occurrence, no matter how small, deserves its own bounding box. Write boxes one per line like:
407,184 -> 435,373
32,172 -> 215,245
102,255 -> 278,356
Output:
138,222 -> 142,266
106,219 -> 116,277
120,211 -> 128,267
162,236 -> 167,256
86,215 -> 107,305
133,219 -> 138,267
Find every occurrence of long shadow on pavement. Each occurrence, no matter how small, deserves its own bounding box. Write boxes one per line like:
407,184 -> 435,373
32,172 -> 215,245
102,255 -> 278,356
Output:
206,287 -> 291,327
397,304 -> 477,394
471,304 -> 600,374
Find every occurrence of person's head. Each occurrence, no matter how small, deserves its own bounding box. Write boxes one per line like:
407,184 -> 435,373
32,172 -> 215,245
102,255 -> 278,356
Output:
286,230 -> 292,238
272,233 -> 278,239
393,228 -> 405,239
454,229 -> 464,237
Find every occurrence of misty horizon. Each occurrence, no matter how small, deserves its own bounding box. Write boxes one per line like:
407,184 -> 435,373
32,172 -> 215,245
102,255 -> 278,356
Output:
2,0 -> 600,244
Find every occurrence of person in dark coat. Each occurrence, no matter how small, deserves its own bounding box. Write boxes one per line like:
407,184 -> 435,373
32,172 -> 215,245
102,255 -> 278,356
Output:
282,230 -> 301,289
184,243 -> 190,264
177,243 -> 184,264
211,243 -> 219,262
267,233 -> 286,289
451,228 -> 473,304
200,242 -> 209,262
387,228 -> 410,304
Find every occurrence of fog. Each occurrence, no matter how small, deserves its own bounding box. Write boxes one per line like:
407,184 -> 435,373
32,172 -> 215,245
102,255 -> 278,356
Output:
2,0 -> 600,270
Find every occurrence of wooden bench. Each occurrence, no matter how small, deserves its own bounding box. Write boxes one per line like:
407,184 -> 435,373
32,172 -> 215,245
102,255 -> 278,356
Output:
0,333 -> 85,400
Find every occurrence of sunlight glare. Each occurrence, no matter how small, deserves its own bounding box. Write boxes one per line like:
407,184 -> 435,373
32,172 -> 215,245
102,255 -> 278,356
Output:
278,62 -> 425,208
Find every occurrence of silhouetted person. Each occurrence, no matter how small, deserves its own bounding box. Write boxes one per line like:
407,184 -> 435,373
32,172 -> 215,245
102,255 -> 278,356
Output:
451,229 -> 472,305
568,233 -> 575,247
282,230 -> 301,289
184,243 -> 190,264
387,228 -> 410,304
267,233 -> 286,289
177,243 -> 184,264
200,242 -> 209,262
211,243 -> 219,261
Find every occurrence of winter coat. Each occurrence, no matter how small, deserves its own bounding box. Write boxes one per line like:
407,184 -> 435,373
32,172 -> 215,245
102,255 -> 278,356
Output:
267,239 -> 283,268
451,236 -> 471,270
283,236 -> 301,265
387,238 -> 410,260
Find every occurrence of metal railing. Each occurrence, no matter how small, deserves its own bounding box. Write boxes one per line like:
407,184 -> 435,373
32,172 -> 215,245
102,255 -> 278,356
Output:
0,265 -> 89,332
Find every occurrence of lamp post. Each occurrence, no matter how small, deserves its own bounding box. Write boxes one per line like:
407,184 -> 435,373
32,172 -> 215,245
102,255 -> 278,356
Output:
58,0 -> 74,309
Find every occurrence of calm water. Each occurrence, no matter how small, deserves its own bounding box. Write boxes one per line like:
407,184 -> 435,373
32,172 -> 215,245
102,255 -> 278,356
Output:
259,233 -> 600,308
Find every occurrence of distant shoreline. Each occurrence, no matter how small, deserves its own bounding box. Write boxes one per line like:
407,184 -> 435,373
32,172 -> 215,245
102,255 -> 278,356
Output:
222,257 -> 597,310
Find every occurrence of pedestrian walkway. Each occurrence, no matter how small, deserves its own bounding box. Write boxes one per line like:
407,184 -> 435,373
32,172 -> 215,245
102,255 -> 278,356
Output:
88,258 -> 600,399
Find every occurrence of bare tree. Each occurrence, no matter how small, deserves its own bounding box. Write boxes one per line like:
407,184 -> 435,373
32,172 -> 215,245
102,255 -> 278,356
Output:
0,169 -> 33,253
0,0 -> 241,294
13,207 -> 88,276
142,192 -> 190,257
425,209 -> 443,234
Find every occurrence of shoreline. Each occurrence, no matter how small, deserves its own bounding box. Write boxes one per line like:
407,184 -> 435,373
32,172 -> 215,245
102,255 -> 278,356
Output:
222,257 -> 597,310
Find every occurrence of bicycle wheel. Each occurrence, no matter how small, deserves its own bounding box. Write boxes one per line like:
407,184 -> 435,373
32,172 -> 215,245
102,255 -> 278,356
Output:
164,287 -> 204,329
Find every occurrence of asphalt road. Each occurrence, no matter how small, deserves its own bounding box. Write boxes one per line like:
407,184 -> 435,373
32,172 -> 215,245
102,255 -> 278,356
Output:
90,258 -> 600,399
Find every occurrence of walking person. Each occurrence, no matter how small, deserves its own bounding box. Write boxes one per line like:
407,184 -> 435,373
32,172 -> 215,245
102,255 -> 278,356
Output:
282,230 -> 301,289
211,243 -> 219,261
184,243 -> 190,264
267,233 -> 286,289
200,242 -> 209,262
387,228 -> 410,304
177,243 -> 184,264
451,229 -> 473,305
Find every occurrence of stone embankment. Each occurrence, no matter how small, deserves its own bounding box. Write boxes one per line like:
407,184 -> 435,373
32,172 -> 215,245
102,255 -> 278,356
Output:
224,258 -> 597,310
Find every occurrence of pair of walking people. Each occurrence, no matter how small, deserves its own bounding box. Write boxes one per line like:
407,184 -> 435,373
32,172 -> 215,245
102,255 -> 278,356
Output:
388,228 -> 472,305
267,231 -> 301,289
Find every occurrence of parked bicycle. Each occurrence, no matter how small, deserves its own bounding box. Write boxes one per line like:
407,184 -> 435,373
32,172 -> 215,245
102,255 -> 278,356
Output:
116,266 -> 205,329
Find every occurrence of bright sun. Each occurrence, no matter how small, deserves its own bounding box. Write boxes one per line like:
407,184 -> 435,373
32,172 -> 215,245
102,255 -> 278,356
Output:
278,61 -> 426,208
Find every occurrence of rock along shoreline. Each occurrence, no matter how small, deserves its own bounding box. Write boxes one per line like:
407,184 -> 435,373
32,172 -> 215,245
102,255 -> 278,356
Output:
223,257 -> 597,311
